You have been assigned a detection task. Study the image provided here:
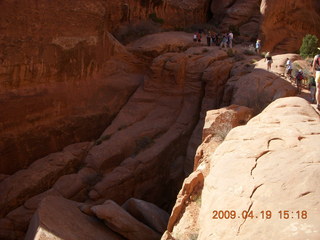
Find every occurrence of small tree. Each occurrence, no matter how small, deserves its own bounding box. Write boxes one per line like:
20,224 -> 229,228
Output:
299,34 -> 319,58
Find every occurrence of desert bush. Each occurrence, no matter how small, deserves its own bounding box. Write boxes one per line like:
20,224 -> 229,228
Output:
299,34 -> 319,58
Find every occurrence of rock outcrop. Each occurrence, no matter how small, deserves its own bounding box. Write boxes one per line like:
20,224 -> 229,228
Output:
162,97 -> 320,240
0,1 -> 144,174
210,0 -> 261,38
222,68 -> 296,114
260,0 -> 320,53
92,200 -> 161,240
127,32 -> 194,58
25,196 -> 123,240
122,198 -> 170,234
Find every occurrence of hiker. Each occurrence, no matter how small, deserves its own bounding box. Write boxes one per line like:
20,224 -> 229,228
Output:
193,32 -> 197,43
255,39 -> 261,54
228,31 -> 234,48
215,33 -> 221,46
197,32 -> 202,44
285,58 -> 293,81
295,69 -> 304,94
309,76 -> 316,103
211,32 -> 216,46
206,31 -> 211,46
220,33 -> 228,49
265,52 -> 273,71
312,48 -> 320,110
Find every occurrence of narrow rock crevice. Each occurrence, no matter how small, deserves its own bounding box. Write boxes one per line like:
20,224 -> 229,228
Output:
250,150 -> 269,178
237,183 -> 263,236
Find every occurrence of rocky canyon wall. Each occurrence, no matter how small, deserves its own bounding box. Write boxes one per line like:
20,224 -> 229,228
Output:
210,0 -> 320,53
260,0 -> 320,53
0,0 -> 144,174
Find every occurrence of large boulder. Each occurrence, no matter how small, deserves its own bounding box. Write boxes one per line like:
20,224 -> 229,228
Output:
122,198 -> 170,234
0,142 -> 90,218
127,32 -> 194,58
91,200 -> 161,240
222,69 -> 296,114
194,105 -> 253,169
25,196 -> 123,240
163,97 -> 320,240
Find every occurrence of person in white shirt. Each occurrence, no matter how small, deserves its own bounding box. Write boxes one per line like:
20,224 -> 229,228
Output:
285,58 -> 293,81
312,48 -> 320,110
228,32 -> 233,48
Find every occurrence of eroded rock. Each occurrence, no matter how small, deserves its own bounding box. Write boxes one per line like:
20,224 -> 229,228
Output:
92,200 -> 160,240
25,196 -> 123,240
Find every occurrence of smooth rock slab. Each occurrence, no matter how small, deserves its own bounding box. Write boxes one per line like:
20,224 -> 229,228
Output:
92,200 -> 161,240
122,198 -> 169,234
25,196 -> 123,240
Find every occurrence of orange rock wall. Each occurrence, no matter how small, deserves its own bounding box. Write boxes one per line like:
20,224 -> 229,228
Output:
260,0 -> 320,53
0,0 -> 142,174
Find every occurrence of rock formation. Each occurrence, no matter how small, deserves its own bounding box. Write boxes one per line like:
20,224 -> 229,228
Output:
210,0 -> 320,53
260,0 -> 320,53
0,1 -> 145,174
1,1 -> 319,239
162,97 -> 320,240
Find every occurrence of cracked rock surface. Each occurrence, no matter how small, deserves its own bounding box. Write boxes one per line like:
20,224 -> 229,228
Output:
163,97 -> 320,240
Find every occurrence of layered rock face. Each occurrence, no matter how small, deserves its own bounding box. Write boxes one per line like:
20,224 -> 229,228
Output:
260,0 -> 320,53
163,97 -> 320,240
96,0 -> 210,31
0,32 -> 237,239
210,0 -> 262,38
0,0 -> 143,174
210,0 -> 320,53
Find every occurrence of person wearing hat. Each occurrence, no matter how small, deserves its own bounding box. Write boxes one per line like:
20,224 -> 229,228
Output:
312,47 -> 320,110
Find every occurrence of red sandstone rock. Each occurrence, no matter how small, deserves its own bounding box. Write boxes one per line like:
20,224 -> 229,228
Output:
127,32 -> 194,58
194,105 -> 253,169
122,198 -> 169,234
211,0 -> 261,35
0,142 -> 90,218
85,48 -> 230,209
163,97 -> 320,240
222,69 -> 296,114
260,0 -> 320,53
0,1 -> 143,174
92,200 -> 161,240
25,196 -> 123,240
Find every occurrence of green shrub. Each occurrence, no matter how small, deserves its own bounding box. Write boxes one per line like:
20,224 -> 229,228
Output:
299,34 -> 319,58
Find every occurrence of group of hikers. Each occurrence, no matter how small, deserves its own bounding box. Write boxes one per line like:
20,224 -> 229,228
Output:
192,31 -> 320,110
283,52 -> 320,109
193,31 -> 234,48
